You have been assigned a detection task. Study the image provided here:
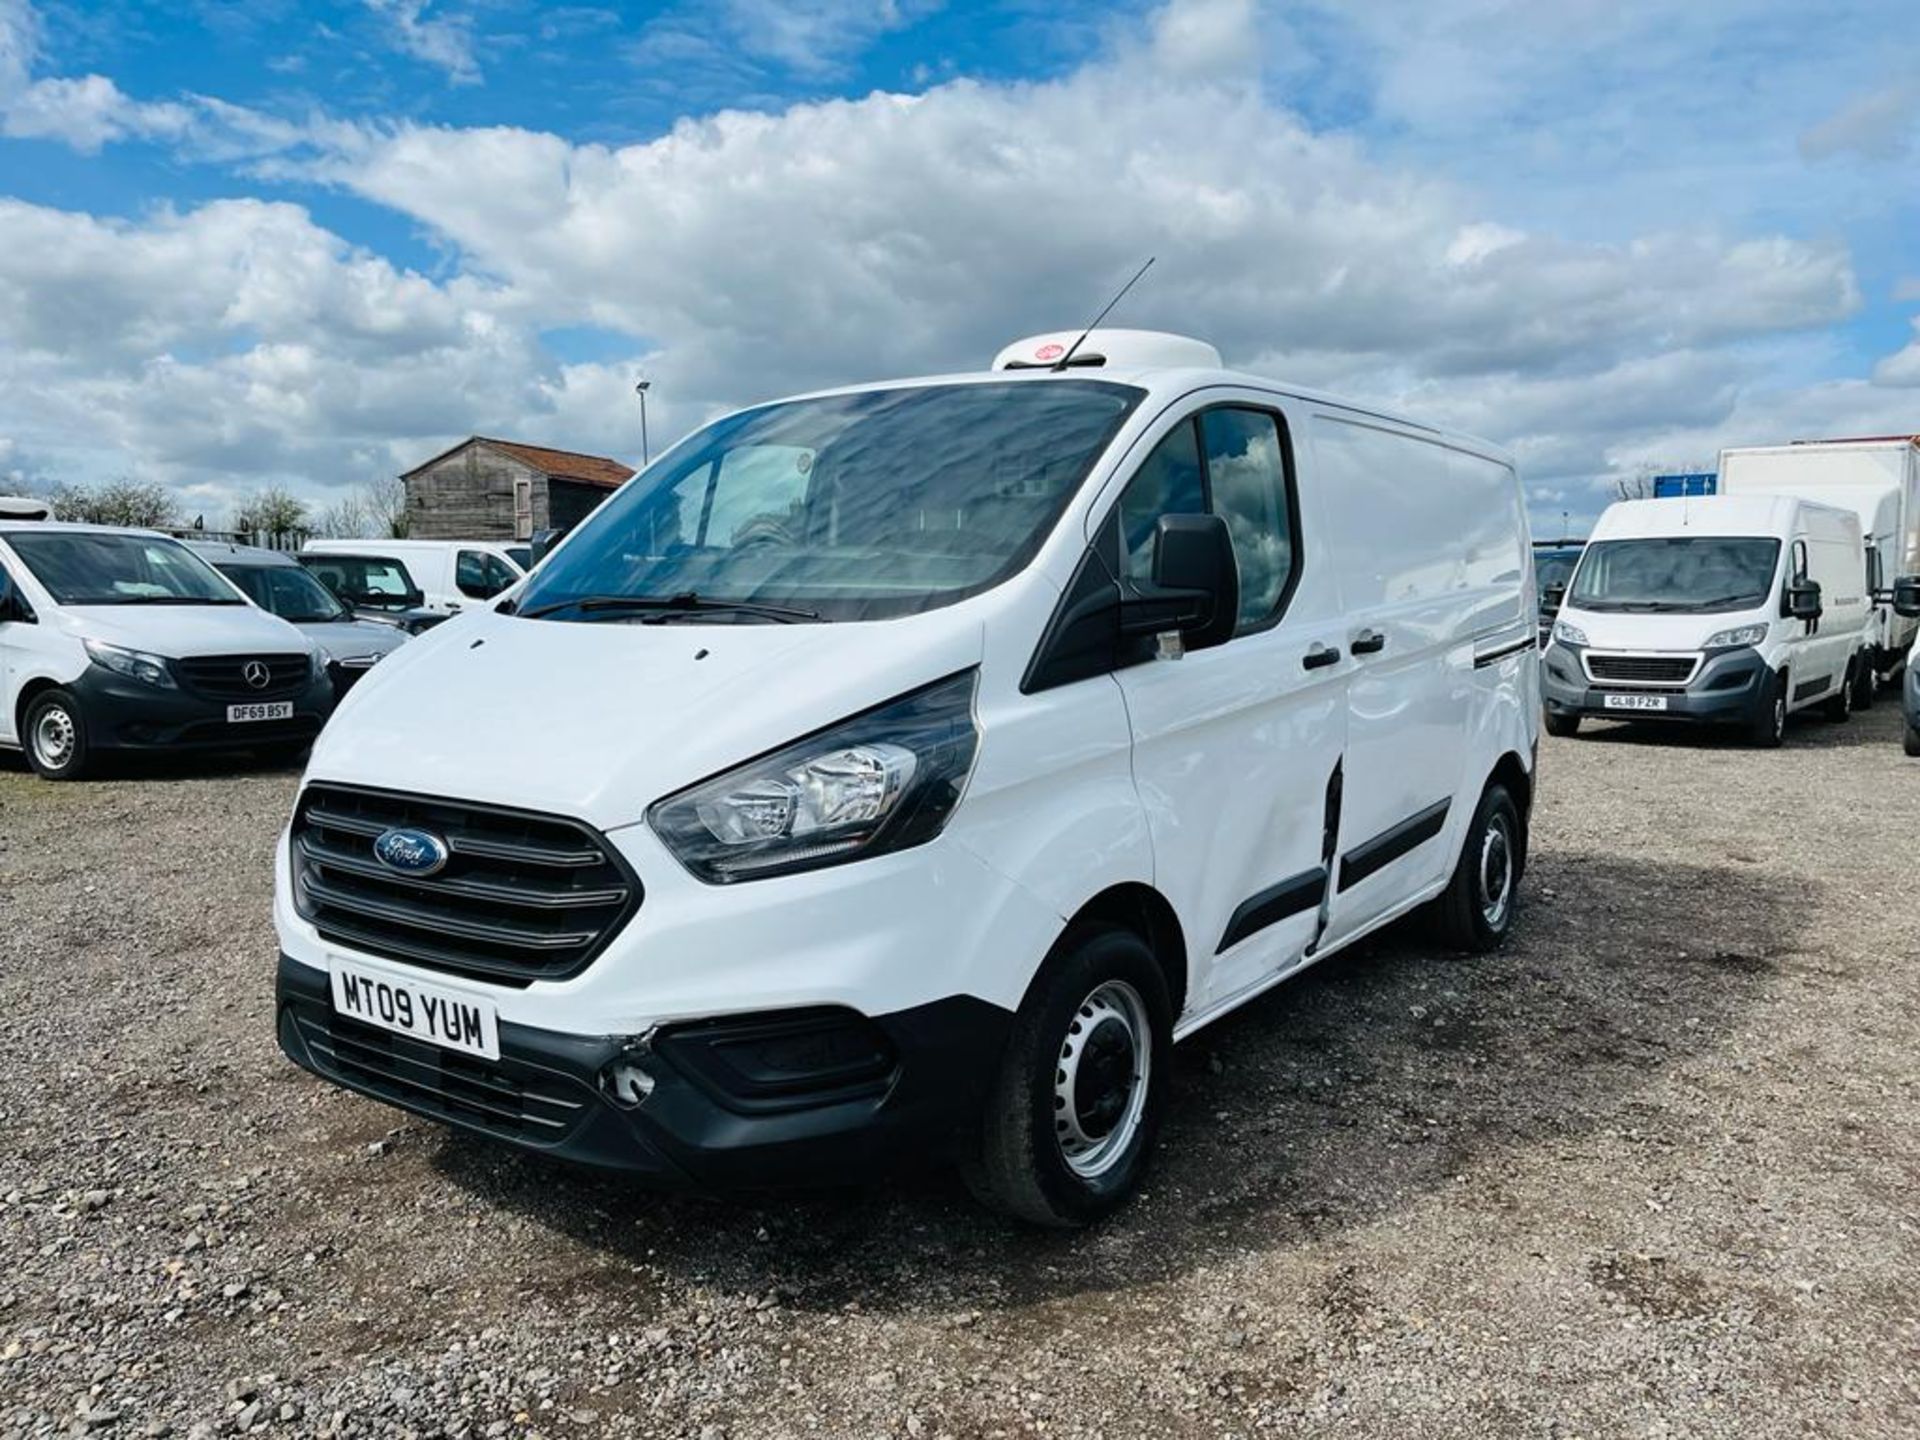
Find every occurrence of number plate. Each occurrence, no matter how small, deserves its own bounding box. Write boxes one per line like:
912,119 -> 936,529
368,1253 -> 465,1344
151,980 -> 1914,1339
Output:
228,701 -> 294,723
1602,693 -> 1670,712
328,958 -> 500,1060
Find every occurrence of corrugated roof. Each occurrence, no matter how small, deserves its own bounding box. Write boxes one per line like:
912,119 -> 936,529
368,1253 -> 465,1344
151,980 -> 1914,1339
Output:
401,436 -> 636,490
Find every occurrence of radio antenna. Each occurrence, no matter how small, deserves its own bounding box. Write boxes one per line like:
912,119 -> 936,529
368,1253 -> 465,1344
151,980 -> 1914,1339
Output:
1052,256 -> 1156,372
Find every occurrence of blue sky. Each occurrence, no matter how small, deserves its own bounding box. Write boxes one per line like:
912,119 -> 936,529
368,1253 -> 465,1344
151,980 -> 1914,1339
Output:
0,0 -> 1915,528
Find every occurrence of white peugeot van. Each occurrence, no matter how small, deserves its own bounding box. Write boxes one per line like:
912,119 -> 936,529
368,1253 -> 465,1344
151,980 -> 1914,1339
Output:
273,331 -> 1541,1224
302,538 -> 526,617
0,522 -> 336,779
1542,495 -> 1868,745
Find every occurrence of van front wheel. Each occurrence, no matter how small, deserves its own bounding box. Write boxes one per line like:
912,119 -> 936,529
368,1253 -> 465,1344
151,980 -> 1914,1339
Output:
1431,781 -> 1524,953
963,926 -> 1172,1227
1823,664 -> 1854,722
1748,671 -> 1787,748
1543,712 -> 1580,738
23,689 -> 92,780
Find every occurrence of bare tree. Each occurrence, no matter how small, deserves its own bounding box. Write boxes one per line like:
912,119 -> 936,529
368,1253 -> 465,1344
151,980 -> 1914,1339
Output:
313,490 -> 373,539
1612,468 -> 1658,502
366,474 -> 410,538
42,477 -> 181,528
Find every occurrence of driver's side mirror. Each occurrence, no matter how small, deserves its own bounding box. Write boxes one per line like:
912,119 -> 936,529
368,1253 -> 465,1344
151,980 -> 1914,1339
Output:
1120,513 -> 1240,654
530,528 -> 564,565
1785,579 -> 1823,621
1541,581 -> 1567,614
1892,575 -> 1920,619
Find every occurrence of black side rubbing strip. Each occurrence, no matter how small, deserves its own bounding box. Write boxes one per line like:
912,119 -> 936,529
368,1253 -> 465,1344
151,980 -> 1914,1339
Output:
1474,636 -> 1535,668
1216,868 -> 1328,953
1338,798 -> 1452,892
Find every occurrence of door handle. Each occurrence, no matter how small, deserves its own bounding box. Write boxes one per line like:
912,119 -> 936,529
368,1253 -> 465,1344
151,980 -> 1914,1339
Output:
1301,642 -> 1341,671
1350,628 -> 1386,655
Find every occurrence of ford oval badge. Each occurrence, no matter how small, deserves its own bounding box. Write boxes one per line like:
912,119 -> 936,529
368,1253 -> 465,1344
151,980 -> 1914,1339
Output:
372,827 -> 450,877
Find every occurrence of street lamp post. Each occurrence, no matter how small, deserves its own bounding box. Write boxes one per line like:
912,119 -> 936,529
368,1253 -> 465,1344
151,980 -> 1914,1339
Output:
634,379 -> 651,467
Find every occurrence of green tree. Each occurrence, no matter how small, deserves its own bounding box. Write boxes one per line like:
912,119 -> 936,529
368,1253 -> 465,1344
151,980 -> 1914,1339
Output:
231,486 -> 311,538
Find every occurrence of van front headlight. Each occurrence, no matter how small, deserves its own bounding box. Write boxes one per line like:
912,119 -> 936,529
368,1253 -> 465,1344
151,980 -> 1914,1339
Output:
1551,618 -> 1589,647
648,670 -> 980,883
83,639 -> 177,690
1703,623 -> 1768,649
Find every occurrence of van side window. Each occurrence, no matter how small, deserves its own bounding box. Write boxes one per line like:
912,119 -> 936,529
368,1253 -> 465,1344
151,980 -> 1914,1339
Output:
1200,409 -> 1294,628
1117,423 -> 1204,583
457,551 -> 518,599
1114,407 -> 1298,633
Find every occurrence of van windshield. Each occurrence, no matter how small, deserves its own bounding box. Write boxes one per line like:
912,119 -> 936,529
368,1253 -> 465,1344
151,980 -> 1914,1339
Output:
1569,536 -> 1781,613
513,380 -> 1144,623
221,562 -> 350,622
6,532 -> 245,606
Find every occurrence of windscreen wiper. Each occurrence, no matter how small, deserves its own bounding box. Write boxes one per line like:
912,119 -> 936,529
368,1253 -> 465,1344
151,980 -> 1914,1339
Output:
520,592 -> 822,623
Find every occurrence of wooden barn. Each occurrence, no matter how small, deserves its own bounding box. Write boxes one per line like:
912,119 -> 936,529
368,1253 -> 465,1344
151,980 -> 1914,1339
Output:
401,436 -> 636,542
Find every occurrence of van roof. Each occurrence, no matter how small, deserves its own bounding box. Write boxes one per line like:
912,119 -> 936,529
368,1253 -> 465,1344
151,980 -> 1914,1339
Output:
183,539 -> 298,567
1592,494 -> 1853,540
0,519 -> 169,539
756,330 -> 1515,469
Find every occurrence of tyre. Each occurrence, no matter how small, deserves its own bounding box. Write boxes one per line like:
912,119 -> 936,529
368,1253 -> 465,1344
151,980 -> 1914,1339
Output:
1851,659 -> 1876,711
23,688 -> 93,780
1823,664 -> 1853,722
1748,670 -> 1786,748
963,925 -> 1172,1227
1905,723 -> 1920,758
1431,780 -> 1524,953
1543,712 -> 1580,738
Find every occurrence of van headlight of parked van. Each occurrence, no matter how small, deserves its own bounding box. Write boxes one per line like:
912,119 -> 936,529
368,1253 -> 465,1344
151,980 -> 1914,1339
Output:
1551,618 -> 1589,647
649,670 -> 981,883
1702,623 -> 1768,649
83,638 -> 178,689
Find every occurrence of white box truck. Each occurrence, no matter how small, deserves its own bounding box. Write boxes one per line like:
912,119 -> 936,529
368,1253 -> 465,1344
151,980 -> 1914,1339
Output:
1719,435 -> 1920,697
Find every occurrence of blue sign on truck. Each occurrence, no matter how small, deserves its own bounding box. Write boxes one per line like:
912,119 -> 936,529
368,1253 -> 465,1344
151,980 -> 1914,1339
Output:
1653,472 -> 1717,497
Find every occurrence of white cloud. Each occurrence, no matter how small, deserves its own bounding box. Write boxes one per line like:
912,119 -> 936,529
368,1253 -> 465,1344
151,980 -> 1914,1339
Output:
0,0 -> 192,152
0,0 -> 1906,533
364,0 -> 482,86
1801,81 -> 1919,161
1874,318 -> 1920,387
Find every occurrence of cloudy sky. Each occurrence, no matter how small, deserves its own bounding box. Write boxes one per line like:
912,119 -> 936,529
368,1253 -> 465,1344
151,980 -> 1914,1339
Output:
0,0 -> 1914,530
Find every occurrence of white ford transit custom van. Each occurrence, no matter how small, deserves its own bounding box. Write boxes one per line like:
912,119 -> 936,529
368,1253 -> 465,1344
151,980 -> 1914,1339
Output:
1542,495 -> 1868,746
273,331 -> 1541,1224
0,522 -> 337,779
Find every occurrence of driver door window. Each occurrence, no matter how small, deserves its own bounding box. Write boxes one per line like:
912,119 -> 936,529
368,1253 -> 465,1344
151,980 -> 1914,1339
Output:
457,551 -> 517,599
1113,406 -> 1299,634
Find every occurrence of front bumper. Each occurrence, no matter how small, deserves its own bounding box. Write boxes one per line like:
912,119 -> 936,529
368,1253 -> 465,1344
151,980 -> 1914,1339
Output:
1542,643 -> 1769,725
71,666 -> 335,752
1905,663 -> 1920,729
274,953 -> 1012,1188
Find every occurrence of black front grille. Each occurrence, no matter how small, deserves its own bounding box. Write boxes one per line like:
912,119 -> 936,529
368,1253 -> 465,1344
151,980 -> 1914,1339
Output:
1587,654 -> 1696,684
290,1008 -> 591,1144
175,652 -> 311,699
291,783 -> 640,985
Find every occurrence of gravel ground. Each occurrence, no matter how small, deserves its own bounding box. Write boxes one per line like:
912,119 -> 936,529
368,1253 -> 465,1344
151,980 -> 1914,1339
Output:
3,704 -> 1918,1439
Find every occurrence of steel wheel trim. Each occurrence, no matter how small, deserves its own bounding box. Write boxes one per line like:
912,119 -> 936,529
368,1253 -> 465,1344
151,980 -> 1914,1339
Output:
32,706 -> 76,769
1053,979 -> 1152,1179
1478,812 -> 1514,930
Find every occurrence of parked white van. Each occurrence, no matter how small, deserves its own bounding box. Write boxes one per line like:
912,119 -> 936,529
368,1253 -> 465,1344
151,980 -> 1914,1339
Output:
272,330 -> 1540,1224
0,522 -> 337,779
1542,495 -> 1868,745
301,539 -> 526,617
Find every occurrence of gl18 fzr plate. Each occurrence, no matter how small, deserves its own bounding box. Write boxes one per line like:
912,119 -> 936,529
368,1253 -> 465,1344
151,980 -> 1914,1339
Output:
1602,693 -> 1669,712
